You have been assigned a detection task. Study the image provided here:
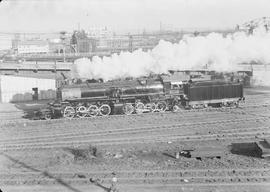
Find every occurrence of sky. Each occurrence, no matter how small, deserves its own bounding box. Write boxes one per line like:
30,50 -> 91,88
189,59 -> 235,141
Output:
0,0 -> 269,49
1,0 -> 270,32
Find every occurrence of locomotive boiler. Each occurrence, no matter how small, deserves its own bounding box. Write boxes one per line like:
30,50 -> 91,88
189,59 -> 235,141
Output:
40,76 -> 244,120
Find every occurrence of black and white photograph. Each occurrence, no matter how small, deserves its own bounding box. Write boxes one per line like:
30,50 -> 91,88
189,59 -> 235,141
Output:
0,0 -> 270,191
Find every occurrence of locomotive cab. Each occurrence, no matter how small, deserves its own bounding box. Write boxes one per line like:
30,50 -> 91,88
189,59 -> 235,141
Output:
164,81 -> 185,97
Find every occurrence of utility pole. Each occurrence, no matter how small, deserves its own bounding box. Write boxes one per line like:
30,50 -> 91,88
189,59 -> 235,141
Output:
54,60 -> 57,87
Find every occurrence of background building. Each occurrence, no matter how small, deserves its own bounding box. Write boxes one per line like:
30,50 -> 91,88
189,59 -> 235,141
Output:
48,39 -> 65,54
12,39 -> 49,54
87,27 -> 113,39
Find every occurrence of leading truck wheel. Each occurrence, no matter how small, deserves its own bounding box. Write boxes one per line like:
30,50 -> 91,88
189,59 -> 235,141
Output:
77,106 -> 88,118
123,103 -> 134,115
88,105 -> 99,117
63,106 -> 75,119
99,104 -> 111,116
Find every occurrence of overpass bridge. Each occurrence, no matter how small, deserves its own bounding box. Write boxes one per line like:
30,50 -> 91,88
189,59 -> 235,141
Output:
0,61 -> 72,79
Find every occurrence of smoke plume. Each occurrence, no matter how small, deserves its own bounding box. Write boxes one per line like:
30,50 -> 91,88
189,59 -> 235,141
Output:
73,28 -> 270,85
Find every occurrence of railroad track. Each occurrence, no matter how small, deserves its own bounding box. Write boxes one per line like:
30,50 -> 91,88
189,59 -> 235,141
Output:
1,120 -> 269,150
1,114 -> 262,135
2,128 -> 269,151
1,101 -> 270,125
1,108 -> 264,133
1,111 -> 269,137
4,116 -> 263,139
1,168 -> 270,186
2,116 -> 259,140
1,115 -> 269,145
1,101 -> 269,151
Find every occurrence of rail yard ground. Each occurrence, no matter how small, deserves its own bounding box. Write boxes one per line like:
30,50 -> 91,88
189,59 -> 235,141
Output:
0,87 -> 270,192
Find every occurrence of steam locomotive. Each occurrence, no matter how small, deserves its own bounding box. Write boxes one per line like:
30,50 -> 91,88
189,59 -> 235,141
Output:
39,75 -> 244,120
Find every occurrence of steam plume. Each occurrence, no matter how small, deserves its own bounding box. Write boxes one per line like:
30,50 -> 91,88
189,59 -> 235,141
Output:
72,28 -> 270,85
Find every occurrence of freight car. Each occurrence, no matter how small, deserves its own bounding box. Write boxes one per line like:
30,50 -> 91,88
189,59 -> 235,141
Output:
40,78 -> 244,119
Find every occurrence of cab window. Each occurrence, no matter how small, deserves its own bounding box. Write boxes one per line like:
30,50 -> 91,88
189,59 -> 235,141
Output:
171,84 -> 183,89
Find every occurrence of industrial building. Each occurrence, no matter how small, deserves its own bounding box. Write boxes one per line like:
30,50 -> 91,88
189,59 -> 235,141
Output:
70,30 -> 96,53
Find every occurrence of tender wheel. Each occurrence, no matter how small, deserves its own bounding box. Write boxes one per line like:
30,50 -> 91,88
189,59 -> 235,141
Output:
99,104 -> 111,116
156,101 -> 167,112
123,103 -> 134,115
63,106 -> 75,119
77,106 -> 88,118
135,102 -> 144,114
88,105 -> 99,117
